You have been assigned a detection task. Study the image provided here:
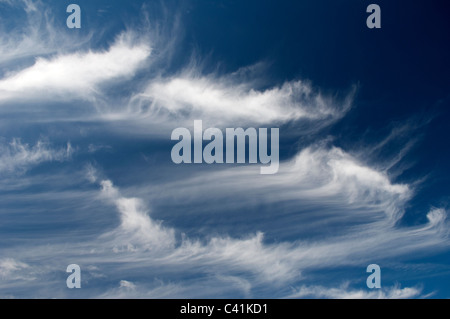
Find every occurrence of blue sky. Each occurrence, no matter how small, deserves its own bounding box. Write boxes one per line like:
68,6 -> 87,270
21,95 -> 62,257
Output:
0,0 -> 449,298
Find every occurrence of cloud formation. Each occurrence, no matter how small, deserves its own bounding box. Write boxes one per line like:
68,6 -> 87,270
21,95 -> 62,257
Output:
76,161 -> 447,295
0,0 -> 90,66
287,284 -> 426,299
127,74 -> 354,127
0,34 -> 151,103
99,178 -> 176,252
0,0 -> 447,299
0,258 -> 29,279
0,138 -> 72,174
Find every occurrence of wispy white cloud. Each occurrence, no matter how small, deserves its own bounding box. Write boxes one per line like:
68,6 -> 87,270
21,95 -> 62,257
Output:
154,144 -> 412,222
87,144 -> 112,153
98,280 -> 184,299
98,179 -> 176,252
98,276 -> 254,299
79,162 -> 448,292
0,33 -> 151,103
123,72 -> 355,128
90,176 -> 299,284
0,258 -> 29,279
119,279 -> 136,290
0,138 -> 72,174
286,284 -> 427,299
0,0 -> 91,66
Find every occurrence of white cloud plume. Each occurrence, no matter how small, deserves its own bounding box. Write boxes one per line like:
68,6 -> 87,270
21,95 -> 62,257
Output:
98,179 -> 176,252
0,34 -> 151,103
119,279 -> 136,290
155,145 -> 412,223
124,72 -> 355,128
